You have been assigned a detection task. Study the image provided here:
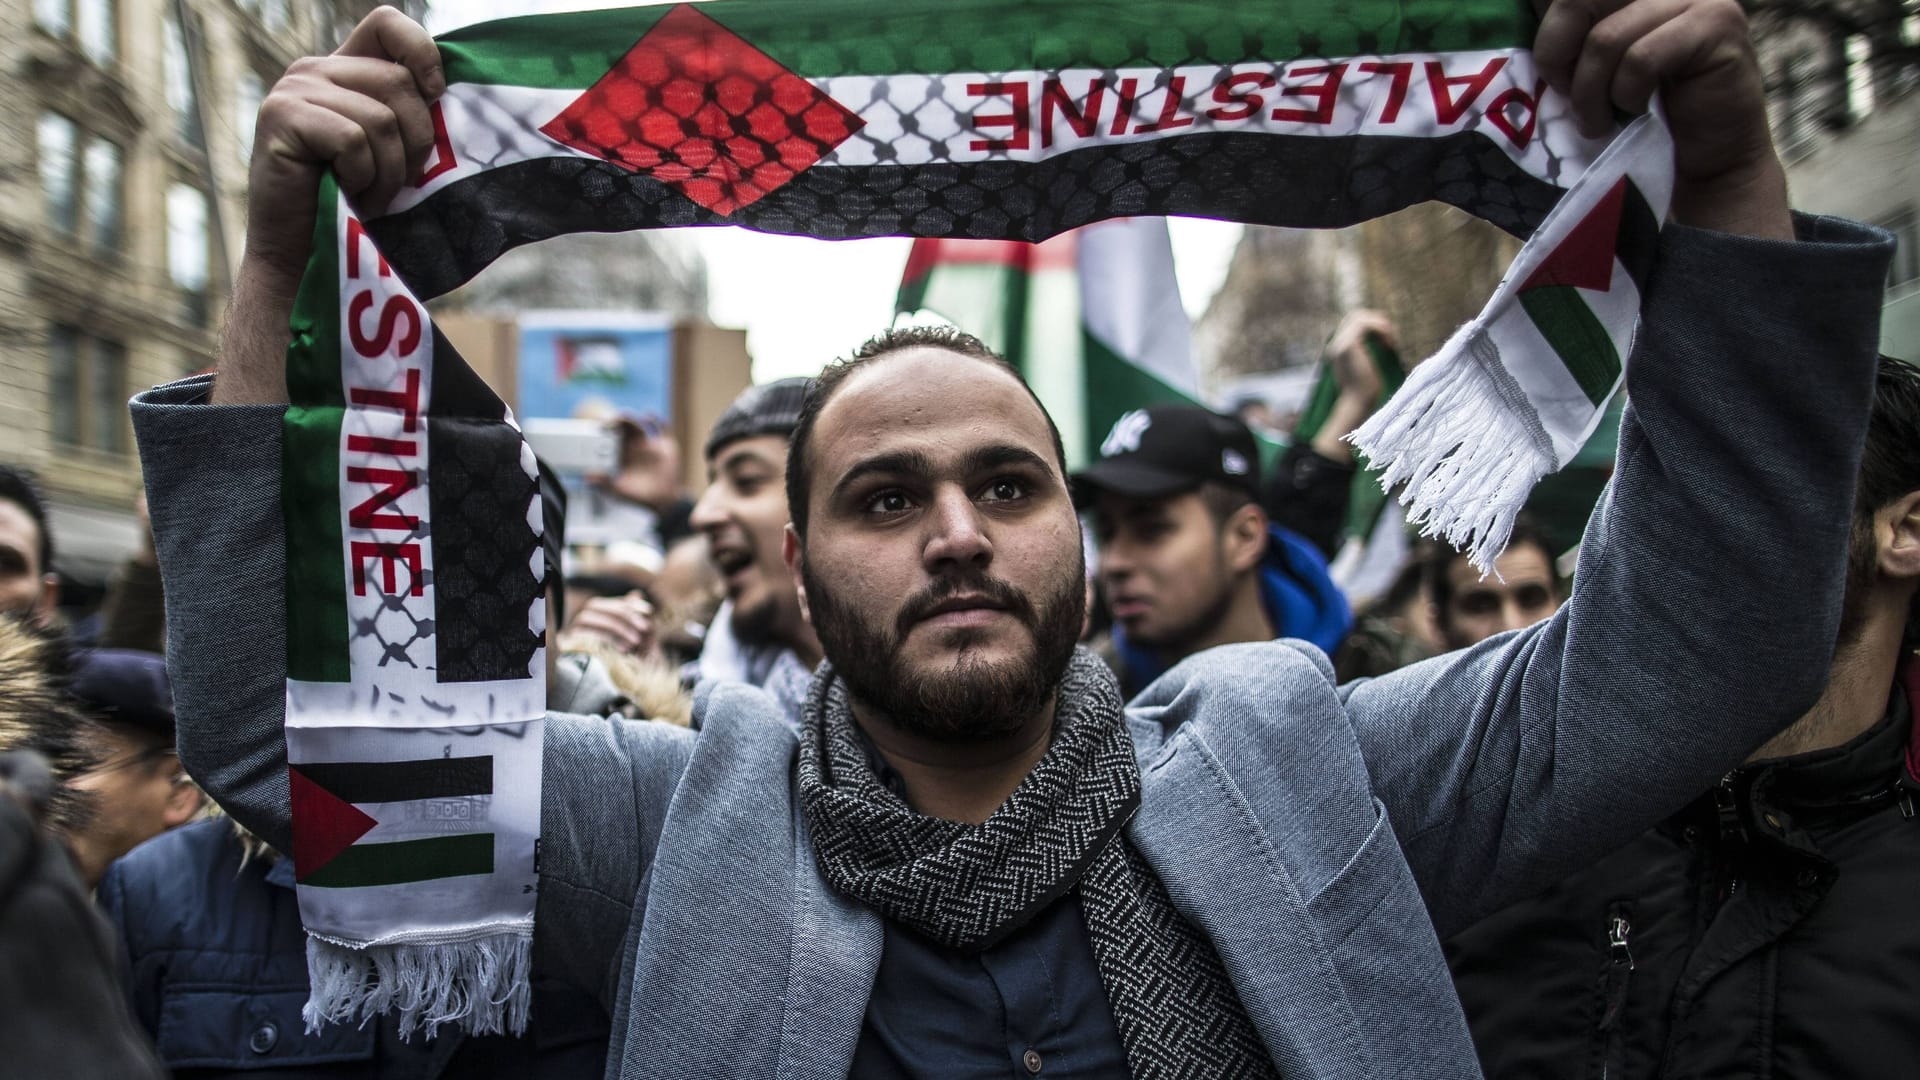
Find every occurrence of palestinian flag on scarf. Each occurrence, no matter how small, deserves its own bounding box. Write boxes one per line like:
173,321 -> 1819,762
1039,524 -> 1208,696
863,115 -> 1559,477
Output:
895,218 -> 1197,468
282,177 -> 545,1038
288,0 -> 1678,1035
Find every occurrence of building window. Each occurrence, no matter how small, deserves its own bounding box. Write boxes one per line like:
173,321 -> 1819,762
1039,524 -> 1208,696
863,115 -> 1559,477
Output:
74,0 -> 114,63
40,113 -> 124,254
47,325 -> 81,446
46,324 -> 128,453
38,112 -> 77,235
1845,35 -> 1877,119
35,0 -> 115,63
164,14 -> 202,145
34,0 -> 69,36
91,340 -> 128,453
83,137 -> 122,252
167,182 -> 211,322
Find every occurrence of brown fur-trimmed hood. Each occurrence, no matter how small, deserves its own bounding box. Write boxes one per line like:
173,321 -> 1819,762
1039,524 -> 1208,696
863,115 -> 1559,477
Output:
0,615 -> 104,832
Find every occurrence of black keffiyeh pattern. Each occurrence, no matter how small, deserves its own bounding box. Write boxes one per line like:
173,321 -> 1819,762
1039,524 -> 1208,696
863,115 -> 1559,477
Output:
797,648 -> 1279,1079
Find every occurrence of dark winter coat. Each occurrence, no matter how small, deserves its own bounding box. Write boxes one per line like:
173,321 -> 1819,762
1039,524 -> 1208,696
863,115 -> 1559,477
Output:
1445,671 -> 1920,1079
98,817 -> 607,1079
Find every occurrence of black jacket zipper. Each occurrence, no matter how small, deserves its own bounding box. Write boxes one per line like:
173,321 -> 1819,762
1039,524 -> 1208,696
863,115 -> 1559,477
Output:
1592,903 -> 1635,1079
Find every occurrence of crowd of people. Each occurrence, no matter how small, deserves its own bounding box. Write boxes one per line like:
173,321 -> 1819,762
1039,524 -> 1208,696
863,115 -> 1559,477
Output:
1,0 -> 1913,1076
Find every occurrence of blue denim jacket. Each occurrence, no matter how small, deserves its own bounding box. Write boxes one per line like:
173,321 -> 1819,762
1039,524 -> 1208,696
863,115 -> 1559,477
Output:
131,217 -> 1891,1079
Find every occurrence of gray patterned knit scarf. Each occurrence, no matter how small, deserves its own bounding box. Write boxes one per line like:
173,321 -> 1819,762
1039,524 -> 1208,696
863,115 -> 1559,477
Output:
797,649 -> 1279,1079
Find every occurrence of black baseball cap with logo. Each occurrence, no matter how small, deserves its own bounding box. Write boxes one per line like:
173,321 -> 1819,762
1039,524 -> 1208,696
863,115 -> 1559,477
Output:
1071,403 -> 1262,508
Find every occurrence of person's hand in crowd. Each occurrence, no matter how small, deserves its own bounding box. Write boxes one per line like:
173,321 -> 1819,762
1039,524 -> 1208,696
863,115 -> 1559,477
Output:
1532,0 -> 1790,240
588,417 -> 684,513
215,5 -> 443,405
1311,310 -> 1398,464
562,591 -> 662,662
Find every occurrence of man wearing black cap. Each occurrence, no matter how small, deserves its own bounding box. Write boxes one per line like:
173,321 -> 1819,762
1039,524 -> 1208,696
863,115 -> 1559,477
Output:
688,378 -> 821,724
65,649 -> 201,887
1076,404 -> 1351,695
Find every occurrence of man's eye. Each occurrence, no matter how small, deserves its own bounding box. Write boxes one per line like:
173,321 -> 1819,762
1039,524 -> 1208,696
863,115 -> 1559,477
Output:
1456,592 -> 1499,616
863,490 -> 914,515
981,478 -> 1028,503
1515,585 -> 1554,611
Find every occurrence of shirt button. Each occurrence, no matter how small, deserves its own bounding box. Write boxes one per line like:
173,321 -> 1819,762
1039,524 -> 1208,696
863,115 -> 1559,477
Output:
249,1021 -> 278,1054
1022,1048 -> 1043,1074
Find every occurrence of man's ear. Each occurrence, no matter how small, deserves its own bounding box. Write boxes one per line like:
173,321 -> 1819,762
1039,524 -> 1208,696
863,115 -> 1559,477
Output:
784,524 -> 811,624
162,771 -> 205,829
32,574 -> 59,629
1223,503 -> 1267,575
1877,490 -> 1920,581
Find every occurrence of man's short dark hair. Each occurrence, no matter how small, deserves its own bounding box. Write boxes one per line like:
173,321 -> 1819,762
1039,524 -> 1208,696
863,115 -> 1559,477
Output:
1196,480 -> 1259,529
1848,356 -> 1920,642
1421,514 -> 1558,629
1856,356 -> 1920,528
0,466 -> 53,577
785,326 -> 1068,538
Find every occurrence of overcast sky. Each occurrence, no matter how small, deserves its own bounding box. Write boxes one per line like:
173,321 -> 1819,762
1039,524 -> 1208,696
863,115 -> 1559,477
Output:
422,0 -> 1243,382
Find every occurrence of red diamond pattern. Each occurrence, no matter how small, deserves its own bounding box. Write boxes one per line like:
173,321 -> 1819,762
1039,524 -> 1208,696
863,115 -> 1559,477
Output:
538,3 -> 865,216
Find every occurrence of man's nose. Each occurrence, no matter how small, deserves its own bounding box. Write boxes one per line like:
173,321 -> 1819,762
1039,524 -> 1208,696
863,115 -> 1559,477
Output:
688,484 -> 727,533
1095,537 -> 1132,583
1499,598 -> 1535,633
923,488 -> 992,570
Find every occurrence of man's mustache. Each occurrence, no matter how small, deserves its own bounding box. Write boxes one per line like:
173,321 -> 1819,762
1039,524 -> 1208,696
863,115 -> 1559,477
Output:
894,573 -> 1037,638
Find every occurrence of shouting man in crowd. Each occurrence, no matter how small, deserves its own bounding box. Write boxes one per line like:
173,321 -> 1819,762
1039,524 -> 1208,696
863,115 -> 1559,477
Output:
134,0 -> 1893,1075
688,378 -> 821,723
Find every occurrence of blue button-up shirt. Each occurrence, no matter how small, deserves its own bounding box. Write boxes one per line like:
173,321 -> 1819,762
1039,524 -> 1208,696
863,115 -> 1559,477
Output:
851,890 -> 1129,1077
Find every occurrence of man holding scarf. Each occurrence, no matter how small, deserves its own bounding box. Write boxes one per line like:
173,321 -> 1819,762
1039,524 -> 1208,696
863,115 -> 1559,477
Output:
135,1 -> 1893,1077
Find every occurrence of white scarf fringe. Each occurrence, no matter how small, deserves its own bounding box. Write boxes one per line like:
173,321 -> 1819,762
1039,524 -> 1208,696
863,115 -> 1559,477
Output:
304,929 -> 533,1039
1349,325 -> 1553,575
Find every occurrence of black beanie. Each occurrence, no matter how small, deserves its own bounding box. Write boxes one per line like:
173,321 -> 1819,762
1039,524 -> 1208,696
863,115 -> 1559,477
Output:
704,378 -> 811,460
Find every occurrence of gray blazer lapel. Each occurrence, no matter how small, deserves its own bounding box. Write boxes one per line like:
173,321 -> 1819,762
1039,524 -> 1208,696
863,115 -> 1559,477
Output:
1129,728 -> 1366,1080
617,687 -> 814,1078
777,802 -> 883,1080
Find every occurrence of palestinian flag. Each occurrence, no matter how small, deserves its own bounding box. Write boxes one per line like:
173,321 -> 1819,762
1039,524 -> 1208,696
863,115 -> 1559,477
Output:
289,753 -> 500,890
1351,106 -> 1674,570
280,178 -> 545,1038
366,0 -> 1616,302
895,217 -> 1197,467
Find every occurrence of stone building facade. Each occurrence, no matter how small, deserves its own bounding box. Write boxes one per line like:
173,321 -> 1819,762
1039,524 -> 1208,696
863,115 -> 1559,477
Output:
0,0 -> 414,585
1756,1 -> 1918,358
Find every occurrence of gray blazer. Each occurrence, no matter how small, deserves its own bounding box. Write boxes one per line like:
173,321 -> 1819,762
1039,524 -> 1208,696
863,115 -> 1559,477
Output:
133,216 -> 1890,1080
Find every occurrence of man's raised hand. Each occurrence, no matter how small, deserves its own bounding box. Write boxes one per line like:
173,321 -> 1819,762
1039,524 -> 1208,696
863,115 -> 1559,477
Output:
1533,0 -> 1791,239
218,5 -> 441,405
246,5 -> 443,285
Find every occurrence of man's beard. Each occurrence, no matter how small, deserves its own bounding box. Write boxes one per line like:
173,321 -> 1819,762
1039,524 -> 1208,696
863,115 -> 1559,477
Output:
804,555 -> 1086,743
1127,559 -> 1236,656
1837,515 -> 1879,649
729,576 -> 782,646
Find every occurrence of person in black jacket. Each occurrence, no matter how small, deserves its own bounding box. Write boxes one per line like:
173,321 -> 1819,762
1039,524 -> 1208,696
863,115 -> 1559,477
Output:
1445,355 -> 1920,1079
92,467 -> 616,1079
